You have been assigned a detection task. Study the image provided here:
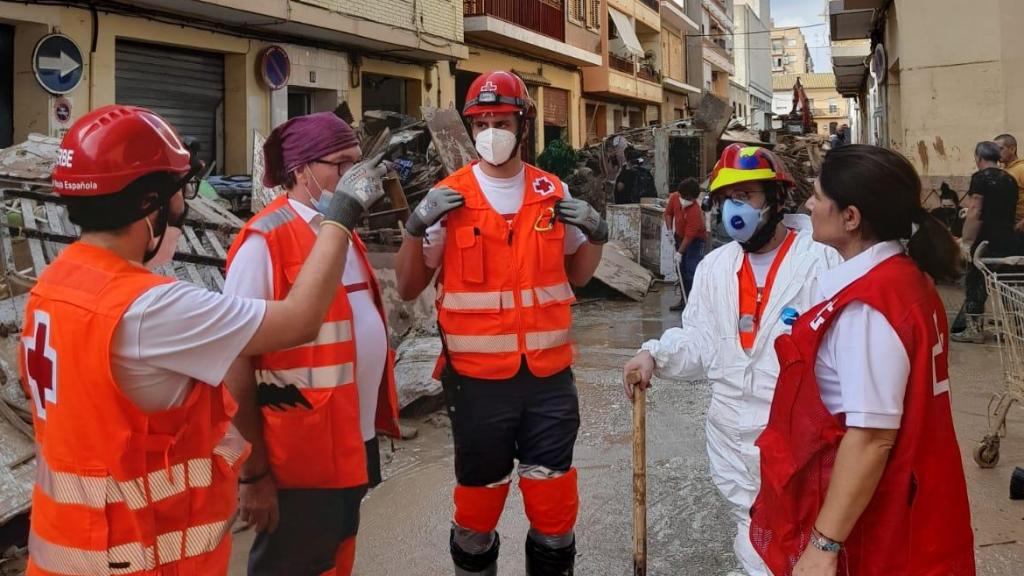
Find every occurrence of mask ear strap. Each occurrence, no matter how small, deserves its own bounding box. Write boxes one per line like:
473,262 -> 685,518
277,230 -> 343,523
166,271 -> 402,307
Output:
495,113 -> 526,167
143,199 -> 171,264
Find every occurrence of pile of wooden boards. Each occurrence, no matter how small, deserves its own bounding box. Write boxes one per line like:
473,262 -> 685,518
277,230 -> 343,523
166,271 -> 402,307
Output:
773,133 -> 828,210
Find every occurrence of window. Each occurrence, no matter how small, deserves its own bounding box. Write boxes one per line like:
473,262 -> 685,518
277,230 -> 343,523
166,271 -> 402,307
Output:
772,40 -> 783,53
587,0 -> 601,30
828,99 -> 838,114
787,38 -> 797,47
773,56 -> 783,69
569,0 -> 585,25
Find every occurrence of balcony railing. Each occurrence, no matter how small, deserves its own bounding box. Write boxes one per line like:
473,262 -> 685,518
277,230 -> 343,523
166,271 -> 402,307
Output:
638,0 -> 660,11
464,0 -> 566,42
637,66 -> 660,83
609,53 -> 636,74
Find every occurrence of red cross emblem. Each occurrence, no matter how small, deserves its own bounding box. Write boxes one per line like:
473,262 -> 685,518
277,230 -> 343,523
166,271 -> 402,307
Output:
481,81 -> 498,92
533,177 -> 555,196
23,311 -> 57,420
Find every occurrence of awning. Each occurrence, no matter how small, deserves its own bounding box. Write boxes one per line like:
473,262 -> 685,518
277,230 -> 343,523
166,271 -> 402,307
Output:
609,8 -> 644,59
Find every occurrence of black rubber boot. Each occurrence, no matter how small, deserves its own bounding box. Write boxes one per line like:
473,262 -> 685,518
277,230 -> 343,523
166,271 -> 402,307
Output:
451,526 -> 500,576
524,531 -> 575,576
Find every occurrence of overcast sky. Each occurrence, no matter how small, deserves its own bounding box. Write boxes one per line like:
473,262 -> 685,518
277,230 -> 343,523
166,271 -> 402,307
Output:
770,0 -> 832,73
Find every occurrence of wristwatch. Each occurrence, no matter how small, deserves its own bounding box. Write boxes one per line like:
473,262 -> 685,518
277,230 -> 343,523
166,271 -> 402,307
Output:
810,527 -> 843,553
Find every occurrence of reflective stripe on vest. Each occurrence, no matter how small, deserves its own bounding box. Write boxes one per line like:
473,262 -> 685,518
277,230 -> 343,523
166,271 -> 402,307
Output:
29,519 -> 228,575
440,281 -> 573,312
737,231 -> 796,350
35,431 -> 246,510
256,363 -> 356,389
444,328 -> 571,354
278,320 -> 353,353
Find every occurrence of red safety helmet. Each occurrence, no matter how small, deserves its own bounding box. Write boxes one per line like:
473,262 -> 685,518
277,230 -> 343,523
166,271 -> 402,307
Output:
708,144 -> 794,194
463,71 -> 536,118
52,104 -> 191,197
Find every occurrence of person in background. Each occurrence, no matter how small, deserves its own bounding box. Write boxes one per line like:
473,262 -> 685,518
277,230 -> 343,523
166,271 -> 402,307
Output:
751,145 -> 973,576
995,134 -> 1024,235
829,125 -> 849,149
929,182 -> 965,237
952,141 -> 1019,343
664,177 -> 707,311
224,112 -> 401,576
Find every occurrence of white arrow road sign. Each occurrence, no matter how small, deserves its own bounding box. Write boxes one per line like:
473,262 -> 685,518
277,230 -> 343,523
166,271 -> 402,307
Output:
38,51 -> 81,79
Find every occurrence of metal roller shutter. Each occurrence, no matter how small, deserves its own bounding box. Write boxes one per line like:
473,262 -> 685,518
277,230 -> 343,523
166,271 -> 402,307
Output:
115,41 -> 224,169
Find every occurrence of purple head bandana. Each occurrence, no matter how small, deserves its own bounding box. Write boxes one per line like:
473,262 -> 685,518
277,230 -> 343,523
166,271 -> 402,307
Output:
263,112 -> 359,187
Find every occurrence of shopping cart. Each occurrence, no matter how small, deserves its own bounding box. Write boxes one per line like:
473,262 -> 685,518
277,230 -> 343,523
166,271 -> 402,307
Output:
972,241 -> 1024,468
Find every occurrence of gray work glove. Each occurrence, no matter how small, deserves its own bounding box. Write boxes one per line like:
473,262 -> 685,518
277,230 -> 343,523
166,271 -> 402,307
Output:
324,153 -> 389,230
405,186 -> 465,237
555,198 -> 608,244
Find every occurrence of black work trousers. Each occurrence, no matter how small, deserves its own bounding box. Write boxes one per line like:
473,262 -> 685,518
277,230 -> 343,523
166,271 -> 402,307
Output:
443,362 -> 580,487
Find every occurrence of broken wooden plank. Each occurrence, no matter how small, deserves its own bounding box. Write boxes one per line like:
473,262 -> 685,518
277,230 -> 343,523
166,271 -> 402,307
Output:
203,228 -> 229,259
183,226 -> 224,291
19,200 -> 47,276
422,106 -> 478,176
593,240 -> 654,302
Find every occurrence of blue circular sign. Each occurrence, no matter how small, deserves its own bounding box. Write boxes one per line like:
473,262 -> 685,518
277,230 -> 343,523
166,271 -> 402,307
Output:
33,34 -> 84,95
259,46 -> 291,90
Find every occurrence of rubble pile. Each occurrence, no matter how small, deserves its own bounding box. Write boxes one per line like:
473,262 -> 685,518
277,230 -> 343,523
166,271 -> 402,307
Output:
773,133 -> 828,210
360,110 -> 445,208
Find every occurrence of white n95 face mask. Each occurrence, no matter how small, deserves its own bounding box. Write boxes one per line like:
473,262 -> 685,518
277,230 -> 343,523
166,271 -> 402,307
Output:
475,128 -> 518,166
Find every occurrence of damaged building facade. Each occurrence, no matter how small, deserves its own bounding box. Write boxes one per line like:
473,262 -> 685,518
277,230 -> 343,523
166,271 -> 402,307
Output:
829,0 -> 1024,193
0,0 -> 467,171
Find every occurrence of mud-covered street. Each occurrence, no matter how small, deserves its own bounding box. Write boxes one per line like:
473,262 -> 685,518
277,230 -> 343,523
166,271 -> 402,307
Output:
230,285 -> 1024,575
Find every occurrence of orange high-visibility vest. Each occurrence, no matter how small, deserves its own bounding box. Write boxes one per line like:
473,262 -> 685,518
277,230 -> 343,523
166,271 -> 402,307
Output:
737,231 -> 796,350
21,242 -> 246,576
437,163 -> 576,380
228,195 -> 400,489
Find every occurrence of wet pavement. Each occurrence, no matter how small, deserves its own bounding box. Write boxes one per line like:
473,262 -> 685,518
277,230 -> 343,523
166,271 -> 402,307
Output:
230,284 -> 1024,575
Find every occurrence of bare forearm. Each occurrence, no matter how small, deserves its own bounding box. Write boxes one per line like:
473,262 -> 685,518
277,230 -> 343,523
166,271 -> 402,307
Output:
814,427 -> 897,541
962,197 -> 982,243
243,226 -> 350,355
678,236 -> 693,254
396,236 -> 436,300
225,358 -> 270,477
567,242 -> 603,287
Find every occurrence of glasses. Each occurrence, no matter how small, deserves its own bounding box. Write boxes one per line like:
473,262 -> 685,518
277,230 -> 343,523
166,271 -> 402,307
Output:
313,159 -> 357,177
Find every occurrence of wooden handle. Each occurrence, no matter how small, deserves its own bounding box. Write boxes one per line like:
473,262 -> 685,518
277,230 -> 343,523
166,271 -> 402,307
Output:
630,370 -> 647,575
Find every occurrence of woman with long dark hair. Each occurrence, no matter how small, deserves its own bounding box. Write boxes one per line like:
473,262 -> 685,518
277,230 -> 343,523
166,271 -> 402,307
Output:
749,145 -> 975,575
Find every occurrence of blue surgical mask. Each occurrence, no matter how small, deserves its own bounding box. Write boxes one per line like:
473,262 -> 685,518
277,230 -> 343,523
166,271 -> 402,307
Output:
304,168 -> 334,215
722,199 -> 768,243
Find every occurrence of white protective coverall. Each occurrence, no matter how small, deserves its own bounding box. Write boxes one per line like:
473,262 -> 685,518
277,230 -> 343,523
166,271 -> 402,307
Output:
640,214 -> 839,575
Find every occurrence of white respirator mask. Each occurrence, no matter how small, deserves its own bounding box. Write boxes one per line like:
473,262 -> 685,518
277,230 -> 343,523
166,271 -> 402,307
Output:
475,128 -> 518,166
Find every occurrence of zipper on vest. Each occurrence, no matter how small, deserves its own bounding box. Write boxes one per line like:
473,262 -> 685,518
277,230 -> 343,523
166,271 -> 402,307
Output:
508,219 -> 526,355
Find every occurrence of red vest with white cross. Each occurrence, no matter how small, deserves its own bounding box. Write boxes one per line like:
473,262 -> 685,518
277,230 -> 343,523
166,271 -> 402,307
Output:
750,254 -> 975,575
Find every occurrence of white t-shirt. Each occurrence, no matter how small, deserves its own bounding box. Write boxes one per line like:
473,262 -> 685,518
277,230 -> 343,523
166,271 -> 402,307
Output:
111,282 -> 266,412
814,240 -> 910,429
422,164 -> 589,269
223,198 -> 387,442
747,241 -> 783,287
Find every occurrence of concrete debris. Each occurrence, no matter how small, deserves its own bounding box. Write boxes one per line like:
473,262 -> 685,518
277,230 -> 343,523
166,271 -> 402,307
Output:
0,134 -> 60,183
593,240 -> 654,302
393,337 -> 444,410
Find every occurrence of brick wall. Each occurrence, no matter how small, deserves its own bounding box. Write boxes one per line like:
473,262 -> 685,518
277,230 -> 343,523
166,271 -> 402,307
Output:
295,0 -> 463,43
